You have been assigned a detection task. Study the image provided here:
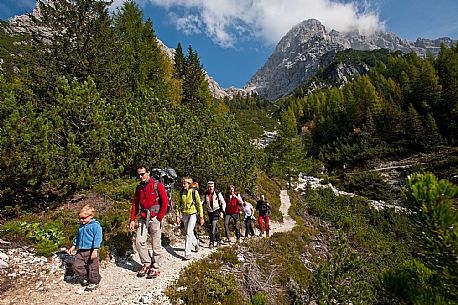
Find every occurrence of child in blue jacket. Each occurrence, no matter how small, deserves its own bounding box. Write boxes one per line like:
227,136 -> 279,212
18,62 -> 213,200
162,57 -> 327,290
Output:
67,204 -> 103,291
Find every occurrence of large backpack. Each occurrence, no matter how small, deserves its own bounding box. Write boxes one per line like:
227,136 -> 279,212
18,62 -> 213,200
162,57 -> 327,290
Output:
150,167 -> 177,213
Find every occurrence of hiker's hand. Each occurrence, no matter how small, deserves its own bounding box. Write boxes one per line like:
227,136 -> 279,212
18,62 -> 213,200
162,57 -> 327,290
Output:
200,217 -> 204,226
176,216 -> 181,225
91,249 -> 98,260
220,212 -> 224,219
67,246 -> 75,255
129,221 -> 135,232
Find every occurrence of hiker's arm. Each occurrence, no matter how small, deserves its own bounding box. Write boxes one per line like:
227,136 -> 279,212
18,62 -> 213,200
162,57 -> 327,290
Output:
175,192 -> 182,224
130,188 -> 139,223
196,192 -> 204,225
236,194 -> 243,205
157,183 -> 169,221
67,233 -> 78,255
92,224 -> 103,250
218,193 -> 226,216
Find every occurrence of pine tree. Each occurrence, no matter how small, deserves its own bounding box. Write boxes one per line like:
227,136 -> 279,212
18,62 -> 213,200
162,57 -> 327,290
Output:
181,45 -> 213,108
435,43 -> 458,143
174,42 -> 185,79
267,108 -> 305,188
113,1 -> 177,102
24,0 -> 127,102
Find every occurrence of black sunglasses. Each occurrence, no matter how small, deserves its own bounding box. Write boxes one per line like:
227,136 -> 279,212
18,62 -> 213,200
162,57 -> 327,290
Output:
138,172 -> 147,177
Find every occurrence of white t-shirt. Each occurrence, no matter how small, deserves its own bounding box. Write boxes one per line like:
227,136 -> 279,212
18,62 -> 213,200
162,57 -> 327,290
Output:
242,202 -> 254,217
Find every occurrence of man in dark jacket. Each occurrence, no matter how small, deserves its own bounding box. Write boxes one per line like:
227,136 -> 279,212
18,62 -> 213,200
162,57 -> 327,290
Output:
129,165 -> 169,279
256,194 -> 271,237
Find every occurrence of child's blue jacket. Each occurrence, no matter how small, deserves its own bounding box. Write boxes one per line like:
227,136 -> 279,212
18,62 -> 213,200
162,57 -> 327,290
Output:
73,219 -> 103,250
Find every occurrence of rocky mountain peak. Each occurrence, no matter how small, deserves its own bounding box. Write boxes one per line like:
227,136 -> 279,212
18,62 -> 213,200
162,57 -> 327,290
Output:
246,18 -> 457,100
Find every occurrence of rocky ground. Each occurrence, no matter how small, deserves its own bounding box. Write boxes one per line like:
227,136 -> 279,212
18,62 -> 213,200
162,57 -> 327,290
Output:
0,190 -> 296,305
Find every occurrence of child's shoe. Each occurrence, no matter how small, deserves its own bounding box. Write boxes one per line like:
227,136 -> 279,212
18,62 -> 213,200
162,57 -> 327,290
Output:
85,283 -> 99,291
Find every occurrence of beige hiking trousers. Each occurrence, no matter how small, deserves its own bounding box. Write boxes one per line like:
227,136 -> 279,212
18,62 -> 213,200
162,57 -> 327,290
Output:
136,217 -> 162,267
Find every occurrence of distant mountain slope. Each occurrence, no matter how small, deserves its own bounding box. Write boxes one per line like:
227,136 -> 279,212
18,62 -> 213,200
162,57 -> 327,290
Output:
246,19 -> 456,100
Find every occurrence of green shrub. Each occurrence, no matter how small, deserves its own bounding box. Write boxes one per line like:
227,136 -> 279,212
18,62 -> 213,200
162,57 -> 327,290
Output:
166,247 -> 242,305
306,188 -> 416,302
0,220 -> 65,256
340,171 -> 394,201
35,240 -> 59,257
383,259 -> 445,305
393,172 -> 458,304
308,230 -> 375,305
250,292 -> 268,305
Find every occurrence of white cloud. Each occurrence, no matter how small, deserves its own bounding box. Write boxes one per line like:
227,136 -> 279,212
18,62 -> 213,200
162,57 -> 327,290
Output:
111,0 -> 385,48
169,13 -> 202,35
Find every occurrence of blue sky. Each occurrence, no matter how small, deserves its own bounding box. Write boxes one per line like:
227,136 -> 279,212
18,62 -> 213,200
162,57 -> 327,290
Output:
1,0 -> 457,88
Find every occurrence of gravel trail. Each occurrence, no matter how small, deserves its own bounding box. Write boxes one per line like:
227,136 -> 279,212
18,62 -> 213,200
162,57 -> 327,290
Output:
0,190 -> 295,305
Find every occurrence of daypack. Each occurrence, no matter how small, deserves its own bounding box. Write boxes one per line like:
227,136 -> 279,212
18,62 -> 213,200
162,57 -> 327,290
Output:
258,200 -> 270,215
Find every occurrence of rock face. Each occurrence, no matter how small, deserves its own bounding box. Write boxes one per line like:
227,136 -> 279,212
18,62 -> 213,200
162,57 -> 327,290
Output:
246,19 -> 457,100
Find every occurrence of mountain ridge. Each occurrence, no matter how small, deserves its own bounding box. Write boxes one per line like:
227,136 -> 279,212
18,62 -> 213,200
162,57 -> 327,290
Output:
245,19 -> 457,100
5,7 -> 457,101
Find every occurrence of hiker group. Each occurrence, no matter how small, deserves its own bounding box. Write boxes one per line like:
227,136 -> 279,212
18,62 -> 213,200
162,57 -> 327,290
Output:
68,165 -> 272,289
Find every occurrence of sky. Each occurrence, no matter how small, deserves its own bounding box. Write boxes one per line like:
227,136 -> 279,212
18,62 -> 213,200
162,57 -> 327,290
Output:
1,0 -> 457,88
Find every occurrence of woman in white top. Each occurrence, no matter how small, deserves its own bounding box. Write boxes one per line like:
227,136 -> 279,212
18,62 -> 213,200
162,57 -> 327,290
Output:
242,199 -> 255,237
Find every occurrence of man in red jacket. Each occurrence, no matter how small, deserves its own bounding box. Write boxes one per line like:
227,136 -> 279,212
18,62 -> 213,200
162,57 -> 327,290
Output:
129,165 -> 169,279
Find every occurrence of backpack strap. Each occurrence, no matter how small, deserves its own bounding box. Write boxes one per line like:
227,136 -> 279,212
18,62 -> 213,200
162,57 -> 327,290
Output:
179,188 -> 198,212
140,180 -> 159,224
192,188 -> 197,205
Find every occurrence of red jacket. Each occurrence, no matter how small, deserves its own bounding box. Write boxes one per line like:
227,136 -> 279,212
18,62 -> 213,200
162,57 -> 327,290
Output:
225,193 -> 241,214
130,179 -> 169,222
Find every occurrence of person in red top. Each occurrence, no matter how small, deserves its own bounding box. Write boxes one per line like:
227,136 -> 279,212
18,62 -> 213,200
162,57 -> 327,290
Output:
223,184 -> 243,243
129,165 -> 168,279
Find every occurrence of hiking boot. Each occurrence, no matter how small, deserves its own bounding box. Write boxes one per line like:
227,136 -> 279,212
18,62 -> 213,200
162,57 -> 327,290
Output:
192,243 -> 199,253
84,283 -> 99,291
209,241 -> 214,249
146,269 -> 160,279
183,254 -> 192,261
137,265 -> 150,277
236,238 -> 240,244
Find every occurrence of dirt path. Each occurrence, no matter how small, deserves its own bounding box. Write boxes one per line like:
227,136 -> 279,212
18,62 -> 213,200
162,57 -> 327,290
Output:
0,190 -> 295,305
270,190 -> 296,233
